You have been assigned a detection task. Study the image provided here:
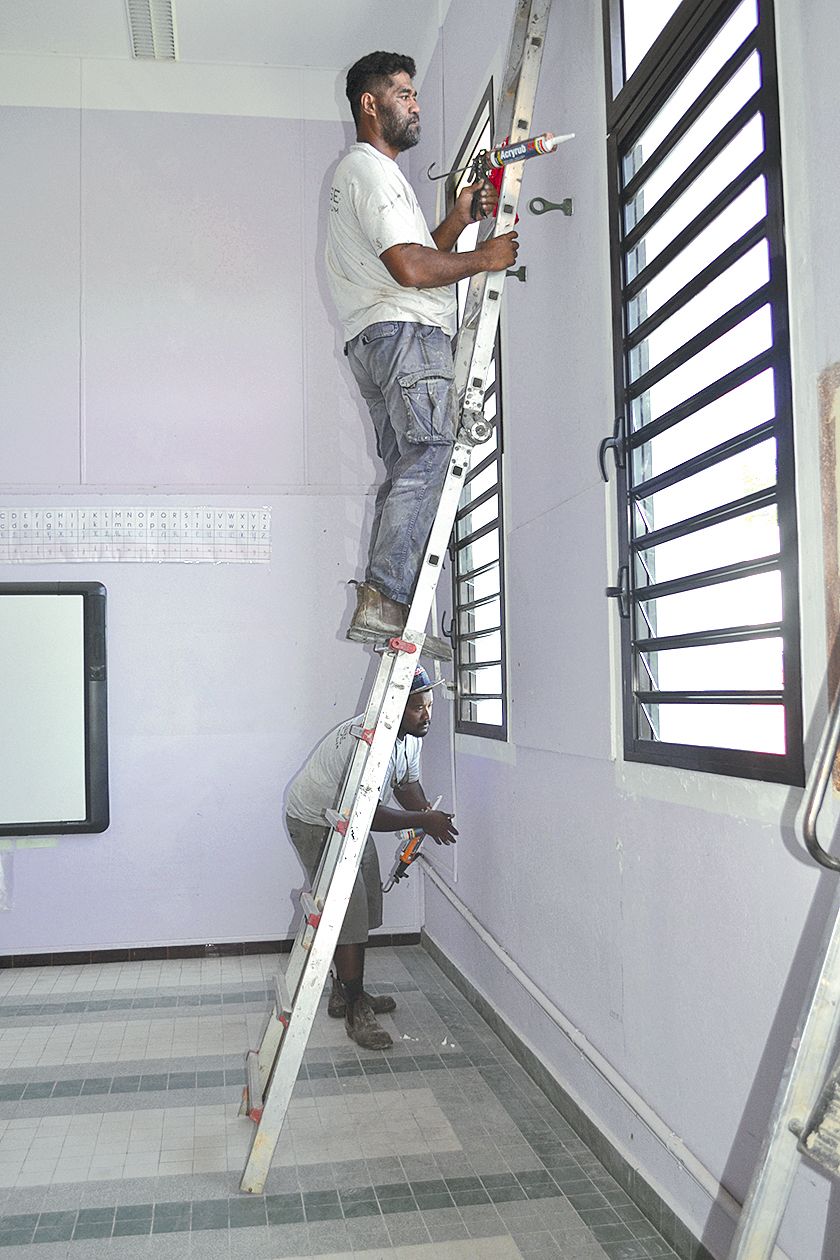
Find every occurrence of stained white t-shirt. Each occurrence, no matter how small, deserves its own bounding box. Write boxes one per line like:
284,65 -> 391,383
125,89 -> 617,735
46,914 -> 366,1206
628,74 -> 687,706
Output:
326,143 -> 457,342
286,713 -> 421,827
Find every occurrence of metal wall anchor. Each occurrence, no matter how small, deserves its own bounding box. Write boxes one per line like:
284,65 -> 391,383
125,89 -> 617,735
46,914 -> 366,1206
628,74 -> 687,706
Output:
528,196 -> 573,216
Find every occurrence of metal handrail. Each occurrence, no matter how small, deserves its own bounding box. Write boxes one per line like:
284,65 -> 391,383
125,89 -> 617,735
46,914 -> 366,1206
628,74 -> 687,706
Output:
802,682 -> 840,872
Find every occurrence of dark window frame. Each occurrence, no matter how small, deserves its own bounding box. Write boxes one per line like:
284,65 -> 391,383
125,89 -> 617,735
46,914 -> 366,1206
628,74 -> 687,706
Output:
447,81 -> 509,742
602,0 -> 804,785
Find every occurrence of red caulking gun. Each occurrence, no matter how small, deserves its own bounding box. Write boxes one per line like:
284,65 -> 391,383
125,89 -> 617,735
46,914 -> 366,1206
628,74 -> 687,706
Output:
382,796 -> 443,893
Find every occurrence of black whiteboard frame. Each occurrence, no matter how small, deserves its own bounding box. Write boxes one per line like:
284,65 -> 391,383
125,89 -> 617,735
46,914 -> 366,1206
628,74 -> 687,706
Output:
0,582 -> 109,836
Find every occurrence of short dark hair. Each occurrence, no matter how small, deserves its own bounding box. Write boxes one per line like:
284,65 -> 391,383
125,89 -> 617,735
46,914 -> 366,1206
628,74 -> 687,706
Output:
345,51 -> 416,127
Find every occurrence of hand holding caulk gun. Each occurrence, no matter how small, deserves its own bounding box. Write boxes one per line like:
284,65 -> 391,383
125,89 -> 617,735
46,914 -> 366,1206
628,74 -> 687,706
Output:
428,131 -> 575,218
383,796 -> 454,892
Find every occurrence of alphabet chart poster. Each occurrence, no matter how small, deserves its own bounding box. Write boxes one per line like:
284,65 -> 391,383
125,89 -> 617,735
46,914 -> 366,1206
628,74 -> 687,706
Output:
0,508 -> 271,563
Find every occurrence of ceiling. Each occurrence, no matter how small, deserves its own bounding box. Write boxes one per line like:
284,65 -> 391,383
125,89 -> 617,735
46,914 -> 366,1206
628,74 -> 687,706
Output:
0,0 -> 450,76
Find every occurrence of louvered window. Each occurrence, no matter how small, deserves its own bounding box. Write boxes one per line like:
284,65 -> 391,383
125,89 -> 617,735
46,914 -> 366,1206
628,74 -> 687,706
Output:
602,0 -> 803,783
448,84 -> 509,740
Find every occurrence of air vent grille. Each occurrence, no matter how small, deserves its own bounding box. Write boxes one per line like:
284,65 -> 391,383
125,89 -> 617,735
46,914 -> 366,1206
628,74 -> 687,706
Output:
126,0 -> 178,60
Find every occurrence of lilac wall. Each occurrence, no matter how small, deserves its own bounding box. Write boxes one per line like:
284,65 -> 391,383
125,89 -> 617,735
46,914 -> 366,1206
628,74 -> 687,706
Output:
417,2 -> 838,1258
2,13 -> 838,1256
0,87 -> 425,949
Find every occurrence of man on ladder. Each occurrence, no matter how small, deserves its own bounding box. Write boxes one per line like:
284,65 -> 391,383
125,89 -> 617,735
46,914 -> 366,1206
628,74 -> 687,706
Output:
326,50 -> 519,656
241,6 -> 554,1194
284,666 -> 457,1050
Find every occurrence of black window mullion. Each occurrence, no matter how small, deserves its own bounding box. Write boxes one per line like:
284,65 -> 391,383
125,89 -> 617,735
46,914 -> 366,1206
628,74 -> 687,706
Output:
626,279 -> 776,401
626,217 -> 768,351
607,0 -> 741,134
631,416 -> 776,500
455,484 -> 498,523
633,552 -> 780,601
755,0 -> 803,769
627,346 -> 774,447
450,81 -> 508,741
636,689 -> 784,704
456,592 -> 500,615
464,449 -> 499,485
457,626 -> 502,645
635,621 -> 781,652
632,485 -> 777,553
621,27 -> 759,204
623,150 -> 767,301
457,556 -> 500,584
455,518 -> 499,551
621,90 -> 764,254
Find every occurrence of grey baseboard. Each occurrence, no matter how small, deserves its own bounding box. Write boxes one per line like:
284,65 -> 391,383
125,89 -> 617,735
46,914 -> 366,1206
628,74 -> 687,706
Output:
0,932 -> 421,970
421,929 -> 716,1260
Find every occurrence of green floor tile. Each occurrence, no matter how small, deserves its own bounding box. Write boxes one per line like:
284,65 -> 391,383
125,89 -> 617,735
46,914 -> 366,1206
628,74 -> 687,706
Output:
343,1200 -> 380,1219
379,1196 -> 417,1215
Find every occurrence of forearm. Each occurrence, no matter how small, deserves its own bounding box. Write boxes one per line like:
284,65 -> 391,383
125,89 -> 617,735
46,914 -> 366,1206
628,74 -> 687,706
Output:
371,803 -> 430,832
431,206 -> 471,253
394,780 -> 430,812
380,241 -> 496,289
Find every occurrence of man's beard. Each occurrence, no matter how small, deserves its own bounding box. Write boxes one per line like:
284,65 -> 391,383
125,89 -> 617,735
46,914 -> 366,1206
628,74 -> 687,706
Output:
379,103 -> 420,151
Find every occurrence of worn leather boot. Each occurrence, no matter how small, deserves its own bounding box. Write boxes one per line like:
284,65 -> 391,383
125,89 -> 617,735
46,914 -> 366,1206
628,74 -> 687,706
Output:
346,582 -> 452,661
328,973 -> 396,1019
347,582 -> 407,642
344,995 -> 393,1050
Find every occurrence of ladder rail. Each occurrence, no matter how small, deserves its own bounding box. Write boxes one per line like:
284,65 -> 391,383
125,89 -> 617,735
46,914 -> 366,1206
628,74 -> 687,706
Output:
453,0 -> 551,429
242,648 -> 420,1192
240,0 -> 556,1197
728,683 -> 840,1258
255,652 -> 403,1088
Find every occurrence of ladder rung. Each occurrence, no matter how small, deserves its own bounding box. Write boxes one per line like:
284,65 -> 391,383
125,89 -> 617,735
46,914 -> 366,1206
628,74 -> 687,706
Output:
350,723 -> 375,745
245,1050 -> 263,1122
799,1060 -> 840,1176
300,891 -> 322,928
273,972 -> 291,1027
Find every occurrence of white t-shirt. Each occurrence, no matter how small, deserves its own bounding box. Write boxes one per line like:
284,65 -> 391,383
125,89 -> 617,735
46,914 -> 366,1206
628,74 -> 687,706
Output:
325,143 -> 457,342
286,713 -> 422,827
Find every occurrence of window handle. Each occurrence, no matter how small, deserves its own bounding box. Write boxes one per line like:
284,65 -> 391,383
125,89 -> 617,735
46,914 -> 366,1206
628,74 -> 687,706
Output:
606,565 -> 630,619
440,611 -> 455,646
598,414 -> 626,481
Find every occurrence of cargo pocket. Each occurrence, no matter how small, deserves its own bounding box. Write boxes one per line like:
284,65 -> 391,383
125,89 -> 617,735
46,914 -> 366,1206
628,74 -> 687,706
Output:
360,321 -> 400,345
399,368 -> 457,444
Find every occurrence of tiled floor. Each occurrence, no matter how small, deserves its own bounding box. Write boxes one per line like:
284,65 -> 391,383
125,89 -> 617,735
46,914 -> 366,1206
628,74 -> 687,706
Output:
0,946 -> 681,1258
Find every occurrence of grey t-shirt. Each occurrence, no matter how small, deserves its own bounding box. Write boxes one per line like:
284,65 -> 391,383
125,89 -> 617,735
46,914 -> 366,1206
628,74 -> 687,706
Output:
325,142 -> 457,342
286,714 -> 421,827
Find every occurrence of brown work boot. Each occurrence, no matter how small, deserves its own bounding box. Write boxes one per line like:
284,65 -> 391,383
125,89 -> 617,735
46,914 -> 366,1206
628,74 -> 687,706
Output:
346,583 -> 452,661
328,973 -> 396,1019
347,582 -> 407,643
345,995 -> 393,1050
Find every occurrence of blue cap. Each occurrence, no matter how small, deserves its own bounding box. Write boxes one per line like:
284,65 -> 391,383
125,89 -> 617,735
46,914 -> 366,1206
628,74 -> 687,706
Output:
410,666 -> 440,692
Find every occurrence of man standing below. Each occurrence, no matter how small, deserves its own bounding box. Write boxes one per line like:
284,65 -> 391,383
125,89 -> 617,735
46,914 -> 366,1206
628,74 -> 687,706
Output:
285,667 -> 457,1050
326,51 -> 518,657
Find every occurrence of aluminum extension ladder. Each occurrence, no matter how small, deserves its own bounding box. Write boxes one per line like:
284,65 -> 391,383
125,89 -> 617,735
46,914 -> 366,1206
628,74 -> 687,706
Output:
728,678 -> 840,1257
238,0 -> 554,1196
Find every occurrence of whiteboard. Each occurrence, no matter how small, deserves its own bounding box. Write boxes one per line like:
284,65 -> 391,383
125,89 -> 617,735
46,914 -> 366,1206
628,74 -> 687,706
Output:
0,584 -> 109,835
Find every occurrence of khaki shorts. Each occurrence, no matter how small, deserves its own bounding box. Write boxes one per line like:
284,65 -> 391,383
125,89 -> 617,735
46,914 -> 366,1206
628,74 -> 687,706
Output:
286,814 -> 383,946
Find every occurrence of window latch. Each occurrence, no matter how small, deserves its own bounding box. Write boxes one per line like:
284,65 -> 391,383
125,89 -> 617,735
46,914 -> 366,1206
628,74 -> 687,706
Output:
440,611 -> 455,647
598,414 -> 626,481
606,564 -> 630,619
